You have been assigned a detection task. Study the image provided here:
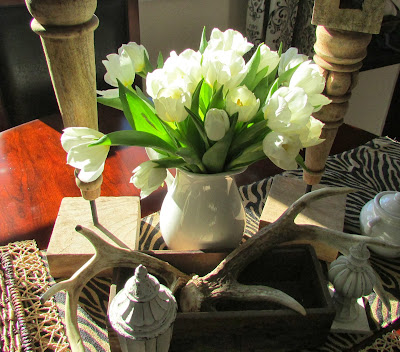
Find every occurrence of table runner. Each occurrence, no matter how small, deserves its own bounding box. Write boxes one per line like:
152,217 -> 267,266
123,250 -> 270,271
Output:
1,136 -> 399,351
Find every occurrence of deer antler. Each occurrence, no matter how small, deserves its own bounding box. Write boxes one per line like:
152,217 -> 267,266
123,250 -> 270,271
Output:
41,225 -> 190,352
179,187 -> 400,312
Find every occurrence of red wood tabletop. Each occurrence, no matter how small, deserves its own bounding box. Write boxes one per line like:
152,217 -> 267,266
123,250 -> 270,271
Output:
0,106 -> 376,249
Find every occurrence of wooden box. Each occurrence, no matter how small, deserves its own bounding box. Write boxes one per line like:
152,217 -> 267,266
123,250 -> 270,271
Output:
110,245 -> 335,351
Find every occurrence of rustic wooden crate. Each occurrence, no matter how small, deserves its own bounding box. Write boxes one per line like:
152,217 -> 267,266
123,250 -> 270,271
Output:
109,244 -> 335,352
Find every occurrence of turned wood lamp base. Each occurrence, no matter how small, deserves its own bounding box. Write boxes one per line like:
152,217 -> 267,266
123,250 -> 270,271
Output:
47,196 -> 141,278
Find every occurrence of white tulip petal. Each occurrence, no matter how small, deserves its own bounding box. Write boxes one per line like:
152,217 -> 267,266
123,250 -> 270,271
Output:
206,28 -> 253,56
264,87 -> 314,134
309,94 -> 332,112
77,166 -> 105,183
61,128 -> 104,153
130,161 -> 167,199
119,42 -> 149,73
257,44 -> 280,76
262,132 -> 301,170
67,144 -> 109,171
278,47 -> 308,76
61,128 -> 110,183
204,109 -> 230,141
97,88 -> 120,98
102,52 -> 135,88
226,86 -> 260,122
153,87 -> 191,122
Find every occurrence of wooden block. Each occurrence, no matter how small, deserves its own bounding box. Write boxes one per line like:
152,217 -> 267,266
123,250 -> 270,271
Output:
47,196 -> 141,278
259,176 -> 347,262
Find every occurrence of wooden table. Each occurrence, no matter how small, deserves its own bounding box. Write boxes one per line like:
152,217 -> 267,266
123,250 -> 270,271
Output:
0,106 -> 376,249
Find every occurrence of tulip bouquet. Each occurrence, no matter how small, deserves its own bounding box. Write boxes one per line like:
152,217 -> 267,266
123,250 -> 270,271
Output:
61,28 -> 330,198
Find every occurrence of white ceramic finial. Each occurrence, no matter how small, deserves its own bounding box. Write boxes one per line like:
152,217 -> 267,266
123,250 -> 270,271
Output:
109,265 -> 177,352
328,243 -> 376,322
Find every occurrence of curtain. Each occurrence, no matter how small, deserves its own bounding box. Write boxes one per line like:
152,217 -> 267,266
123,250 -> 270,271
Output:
246,0 -> 316,57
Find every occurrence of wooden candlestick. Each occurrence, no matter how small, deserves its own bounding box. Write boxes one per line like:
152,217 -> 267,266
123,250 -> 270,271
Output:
303,0 -> 385,185
25,0 -> 99,129
75,173 -> 103,201
303,27 -> 371,185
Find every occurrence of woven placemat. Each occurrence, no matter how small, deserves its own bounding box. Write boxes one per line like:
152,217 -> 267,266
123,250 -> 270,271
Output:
0,240 -> 70,351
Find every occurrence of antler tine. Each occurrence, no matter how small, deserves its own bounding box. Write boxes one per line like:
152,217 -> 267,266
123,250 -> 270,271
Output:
296,224 -> 400,257
230,283 -> 306,316
284,186 -> 354,223
41,225 -> 190,351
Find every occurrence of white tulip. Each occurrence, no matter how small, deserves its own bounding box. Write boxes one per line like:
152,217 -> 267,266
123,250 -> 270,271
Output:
289,61 -> 331,112
262,131 -> 301,170
61,127 -> 110,183
205,28 -> 253,56
258,44 -> 280,76
226,86 -> 260,122
278,47 -> 308,77
130,160 -> 167,198
145,148 -> 175,189
119,42 -> 149,73
297,116 -> 325,148
201,50 -> 247,90
164,49 -> 202,94
146,68 -> 168,99
153,87 -> 191,123
146,49 -> 202,99
102,52 -> 135,88
204,109 -> 230,141
264,87 -> 314,134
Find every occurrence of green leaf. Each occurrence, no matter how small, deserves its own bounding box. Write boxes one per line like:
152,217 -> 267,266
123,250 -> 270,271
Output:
240,44 -> 261,90
118,81 -> 175,146
277,63 -> 301,85
119,82 -> 136,130
176,147 -> 206,173
230,121 -> 270,157
199,26 -> 208,54
251,64 -> 270,89
135,86 -> 155,108
252,75 -> 271,105
202,114 -> 238,173
266,78 -> 279,102
208,85 -> 225,110
278,42 -> 283,57
199,82 -> 212,117
176,80 -> 207,156
226,141 -> 266,170
91,130 -> 177,154
191,79 -> 203,113
157,119 -> 181,149
184,107 -> 209,150
97,96 -> 123,110
157,52 -> 164,69
152,157 -> 187,169
143,52 -> 153,74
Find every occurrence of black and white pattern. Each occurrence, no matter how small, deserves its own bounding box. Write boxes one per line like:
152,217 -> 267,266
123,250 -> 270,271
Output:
246,0 -> 317,56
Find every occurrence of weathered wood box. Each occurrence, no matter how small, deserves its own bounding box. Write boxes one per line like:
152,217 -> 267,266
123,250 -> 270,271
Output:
112,245 -> 335,352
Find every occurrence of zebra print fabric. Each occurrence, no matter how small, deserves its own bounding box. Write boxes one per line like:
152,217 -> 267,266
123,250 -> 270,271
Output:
56,137 -> 400,351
